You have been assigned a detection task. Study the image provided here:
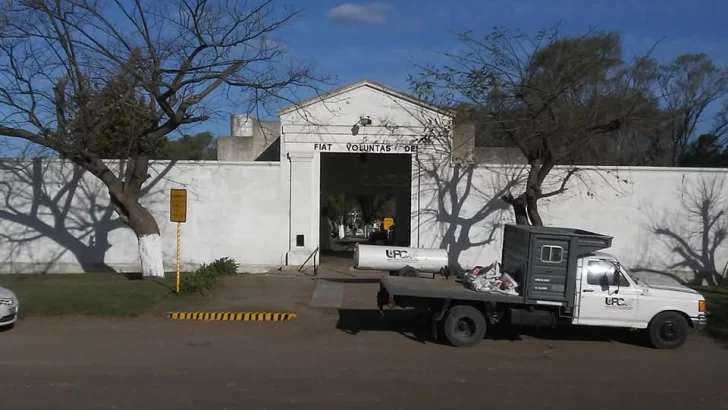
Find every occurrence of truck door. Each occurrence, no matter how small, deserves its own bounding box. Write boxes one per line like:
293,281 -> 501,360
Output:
529,237 -> 570,302
576,259 -> 639,327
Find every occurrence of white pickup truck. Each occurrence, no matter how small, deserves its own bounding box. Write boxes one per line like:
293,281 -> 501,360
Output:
376,224 -> 707,349
571,252 -> 706,345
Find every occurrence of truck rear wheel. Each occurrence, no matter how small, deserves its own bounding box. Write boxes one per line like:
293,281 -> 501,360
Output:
648,311 -> 689,350
443,305 -> 486,347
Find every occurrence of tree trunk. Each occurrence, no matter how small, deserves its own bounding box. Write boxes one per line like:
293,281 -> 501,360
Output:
126,201 -> 165,278
504,193 -> 530,225
526,195 -> 544,226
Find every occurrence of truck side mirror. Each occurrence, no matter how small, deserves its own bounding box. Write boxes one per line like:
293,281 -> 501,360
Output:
609,262 -> 622,294
599,274 -> 609,291
612,272 -> 621,294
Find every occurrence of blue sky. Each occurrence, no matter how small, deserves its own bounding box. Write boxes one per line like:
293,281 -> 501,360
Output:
201,0 -> 728,135
2,0 -> 727,153
286,0 -> 728,82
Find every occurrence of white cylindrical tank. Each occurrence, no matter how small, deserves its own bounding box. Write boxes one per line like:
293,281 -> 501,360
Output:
353,244 -> 448,273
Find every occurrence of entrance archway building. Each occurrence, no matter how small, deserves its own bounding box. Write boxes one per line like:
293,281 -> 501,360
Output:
276,80 -> 454,265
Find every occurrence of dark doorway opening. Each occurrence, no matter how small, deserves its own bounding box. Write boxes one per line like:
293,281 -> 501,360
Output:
319,152 -> 412,265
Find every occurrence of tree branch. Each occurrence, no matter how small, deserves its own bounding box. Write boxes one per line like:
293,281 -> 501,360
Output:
538,167 -> 579,199
654,227 -> 703,263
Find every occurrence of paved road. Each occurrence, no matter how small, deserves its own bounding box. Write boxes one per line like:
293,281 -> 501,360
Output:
1,312 -> 726,410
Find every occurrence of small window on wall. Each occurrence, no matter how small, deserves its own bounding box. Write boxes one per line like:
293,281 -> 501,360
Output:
540,245 -> 564,263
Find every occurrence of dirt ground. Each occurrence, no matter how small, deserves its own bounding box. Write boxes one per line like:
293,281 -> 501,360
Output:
1,264 -> 727,410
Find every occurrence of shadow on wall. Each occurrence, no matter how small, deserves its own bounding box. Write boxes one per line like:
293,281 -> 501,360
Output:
0,159 -> 172,274
637,174 -> 728,286
416,155 -> 523,271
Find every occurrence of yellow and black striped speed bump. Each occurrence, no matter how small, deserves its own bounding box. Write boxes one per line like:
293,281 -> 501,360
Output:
169,312 -> 296,321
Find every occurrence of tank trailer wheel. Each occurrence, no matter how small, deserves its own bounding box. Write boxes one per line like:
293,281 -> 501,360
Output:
399,267 -> 419,278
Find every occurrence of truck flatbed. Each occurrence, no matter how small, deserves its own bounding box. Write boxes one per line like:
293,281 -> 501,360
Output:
380,274 -> 523,304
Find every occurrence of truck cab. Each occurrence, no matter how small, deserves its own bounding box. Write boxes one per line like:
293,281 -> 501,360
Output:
573,252 -> 707,348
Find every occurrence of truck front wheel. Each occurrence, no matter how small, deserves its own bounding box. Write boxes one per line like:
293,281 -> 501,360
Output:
648,311 -> 689,350
443,305 -> 486,347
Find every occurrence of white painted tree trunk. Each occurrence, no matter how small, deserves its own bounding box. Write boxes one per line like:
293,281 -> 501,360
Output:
338,224 -> 345,239
138,233 -> 165,277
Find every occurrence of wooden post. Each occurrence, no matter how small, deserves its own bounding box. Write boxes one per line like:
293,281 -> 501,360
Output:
169,189 -> 187,294
176,222 -> 181,293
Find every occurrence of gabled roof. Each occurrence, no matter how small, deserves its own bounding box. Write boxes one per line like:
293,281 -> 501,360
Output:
276,79 -> 456,117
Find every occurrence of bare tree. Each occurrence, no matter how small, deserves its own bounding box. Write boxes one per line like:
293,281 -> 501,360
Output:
356,194 -> 394,224
418,160 -> 519,269
0,0 -> 322,276
713,100 -> 728,141
652,175 -> 727,286
657,53 -> 728,166
409,26 -> 658,225
0,158 -> 173,273
325,193 -> 351,239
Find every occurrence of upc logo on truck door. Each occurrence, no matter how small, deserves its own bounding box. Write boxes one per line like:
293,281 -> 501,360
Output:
604,297 -> 634,309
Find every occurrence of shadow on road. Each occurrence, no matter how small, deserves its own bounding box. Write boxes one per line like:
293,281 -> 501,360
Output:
336,309 -> 434,344
318,278 -> 380,284
512,326 -> 650,347
336,308 -> 652,348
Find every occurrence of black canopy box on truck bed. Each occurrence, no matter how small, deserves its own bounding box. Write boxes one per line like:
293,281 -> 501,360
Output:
503,224 -> 613,309
378,224 -> 613,310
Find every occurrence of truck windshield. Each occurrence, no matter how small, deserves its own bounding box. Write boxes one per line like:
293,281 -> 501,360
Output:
623,268 -> 642,285
612,262 -> 641,286
587,259 -> 631,287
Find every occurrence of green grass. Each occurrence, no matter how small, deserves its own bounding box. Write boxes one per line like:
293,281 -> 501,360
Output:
693,286 -> 728,339
0,274 -> 177,317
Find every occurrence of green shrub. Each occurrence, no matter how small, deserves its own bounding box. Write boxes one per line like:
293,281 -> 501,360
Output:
208,257 -> 239,275
177,257 -> 239,294
179,264 -> 217,295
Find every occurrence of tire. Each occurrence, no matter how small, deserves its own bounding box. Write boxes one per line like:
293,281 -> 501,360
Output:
442,305 -> 487,347
648,311 -> 689,350
399,267 -> 419,278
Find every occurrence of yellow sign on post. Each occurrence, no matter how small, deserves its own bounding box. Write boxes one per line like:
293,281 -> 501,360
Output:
170,189 -> 188,223
383,217 -> 394,231
170,189 -> 187,294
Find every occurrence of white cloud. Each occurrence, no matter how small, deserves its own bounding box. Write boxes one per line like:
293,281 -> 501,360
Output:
327,3 -> 392,24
